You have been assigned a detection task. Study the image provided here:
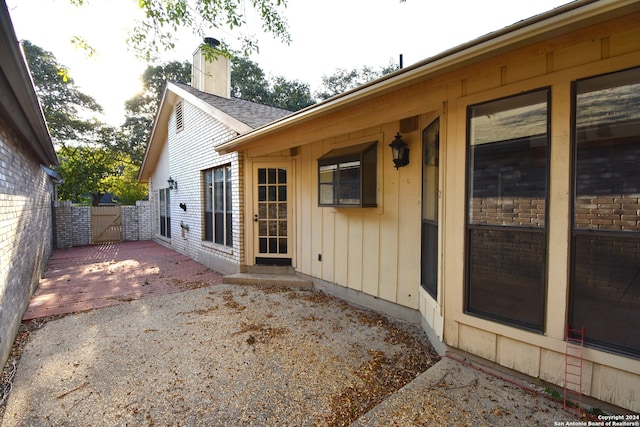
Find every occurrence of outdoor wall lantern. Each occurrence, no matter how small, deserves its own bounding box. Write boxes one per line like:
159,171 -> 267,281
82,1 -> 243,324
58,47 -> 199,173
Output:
167,176 -> 178,190
389,132 -> 409,169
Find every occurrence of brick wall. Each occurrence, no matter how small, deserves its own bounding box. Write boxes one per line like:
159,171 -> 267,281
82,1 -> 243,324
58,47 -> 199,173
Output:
137,200 -> 152,241
0,117 -> 55,366
53,201 -> 153,249
53,203 -> 90,248
148,99 -> 243,275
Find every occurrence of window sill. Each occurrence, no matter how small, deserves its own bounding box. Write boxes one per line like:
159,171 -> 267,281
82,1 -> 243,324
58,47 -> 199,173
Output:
201,240 -> 234,256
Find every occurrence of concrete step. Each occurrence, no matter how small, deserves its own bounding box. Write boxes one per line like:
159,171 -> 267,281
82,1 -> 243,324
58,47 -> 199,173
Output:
222,273 -> 313,290
241,265 -> 296,275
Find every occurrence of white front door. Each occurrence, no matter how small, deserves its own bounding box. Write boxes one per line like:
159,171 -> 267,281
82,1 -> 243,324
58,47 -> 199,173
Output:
253,164 -> 292,266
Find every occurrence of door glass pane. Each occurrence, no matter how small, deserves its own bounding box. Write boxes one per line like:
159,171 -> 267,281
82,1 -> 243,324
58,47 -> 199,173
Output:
258,203 -> 267,219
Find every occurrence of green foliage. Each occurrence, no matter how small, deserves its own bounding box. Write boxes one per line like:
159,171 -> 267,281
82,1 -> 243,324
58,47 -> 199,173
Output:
55,145 -> 114,205
231,56 -> 314,111
24,40 -> 147,204
121,61 -> 192,164
315,61 -> 400,100
102,157 -> 149,205
22,40 -> 104,145
56,146 -> 147,205
268,76 -> 314,111
124,0 -> 291,61
231,56 -> 270,104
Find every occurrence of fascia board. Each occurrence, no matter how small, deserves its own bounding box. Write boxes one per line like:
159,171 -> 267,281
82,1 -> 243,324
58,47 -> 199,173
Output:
168,82 -> 253,135
138,85 -> 174,182
216,0 -> 640,154
0,3 -> 56,165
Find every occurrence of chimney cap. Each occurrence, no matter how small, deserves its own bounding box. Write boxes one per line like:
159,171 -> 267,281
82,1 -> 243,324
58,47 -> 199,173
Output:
203,37 -> 220,49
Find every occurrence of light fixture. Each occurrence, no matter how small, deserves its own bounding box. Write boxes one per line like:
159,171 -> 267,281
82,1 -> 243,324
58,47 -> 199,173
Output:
389,132 -> 409,169
167,176 -> 178,190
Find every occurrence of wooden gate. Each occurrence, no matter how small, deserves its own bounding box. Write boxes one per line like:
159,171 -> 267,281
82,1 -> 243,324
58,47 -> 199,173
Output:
91,206 -> 123,243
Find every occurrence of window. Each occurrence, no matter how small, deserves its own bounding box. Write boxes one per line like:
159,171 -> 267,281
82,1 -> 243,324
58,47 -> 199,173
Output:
421,118 -> 440,298
570,67 -> 640,356
159,188 -> 171,238
465,89 -> 550,331
204,165 -> 233,247
175,101 -> 184,132
318,142 -> 377,207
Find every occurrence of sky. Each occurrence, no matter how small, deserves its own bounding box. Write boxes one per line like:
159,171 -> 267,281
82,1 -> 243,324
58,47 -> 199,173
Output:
7,0 -> 573,126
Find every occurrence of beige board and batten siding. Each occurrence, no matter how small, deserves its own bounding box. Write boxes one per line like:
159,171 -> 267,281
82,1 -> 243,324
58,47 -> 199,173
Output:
230,6 -> 640,412
442,12 -> 640,412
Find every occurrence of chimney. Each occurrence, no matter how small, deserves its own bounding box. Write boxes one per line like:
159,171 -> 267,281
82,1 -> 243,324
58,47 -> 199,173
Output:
191,38 -> 231,98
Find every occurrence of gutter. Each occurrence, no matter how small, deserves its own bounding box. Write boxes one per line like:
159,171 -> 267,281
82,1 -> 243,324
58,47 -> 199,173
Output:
216,0 -> 638,154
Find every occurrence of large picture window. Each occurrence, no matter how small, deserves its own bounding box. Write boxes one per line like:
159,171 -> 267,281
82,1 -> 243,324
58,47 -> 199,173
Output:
570,67 -> 640,356
159,188 -> 171,238
466,89 -> 550,331
204,165 -> 233,247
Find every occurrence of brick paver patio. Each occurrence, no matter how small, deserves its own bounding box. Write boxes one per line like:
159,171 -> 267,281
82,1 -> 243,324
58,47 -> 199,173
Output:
23,241 -> 223,320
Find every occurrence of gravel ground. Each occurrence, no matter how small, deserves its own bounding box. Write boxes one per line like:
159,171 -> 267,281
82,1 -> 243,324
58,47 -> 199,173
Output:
1,284 -> 438,427
352,356 -> 581,426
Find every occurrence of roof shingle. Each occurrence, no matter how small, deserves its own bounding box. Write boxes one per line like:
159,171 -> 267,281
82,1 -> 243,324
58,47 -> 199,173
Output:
173,82 -> 292,129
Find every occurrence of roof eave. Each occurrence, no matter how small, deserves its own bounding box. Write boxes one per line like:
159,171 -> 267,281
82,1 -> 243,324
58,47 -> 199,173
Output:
138,84 -> 174,183
216,0 -> 639,154
138,82 -> 256,182
0,1 -> 57,166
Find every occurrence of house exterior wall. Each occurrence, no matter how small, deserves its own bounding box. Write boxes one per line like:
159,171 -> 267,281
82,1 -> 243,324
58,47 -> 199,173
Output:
237,11 -> 640,411
148,98 -> 243,275
0,117 -> 55,366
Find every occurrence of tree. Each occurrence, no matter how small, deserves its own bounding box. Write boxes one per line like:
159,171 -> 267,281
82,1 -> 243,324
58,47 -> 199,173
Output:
24,40 -> 148,204
67,0 -> 290,61
121,61 -> 192,164
267,76 -> 315,111
231,56 -> 270,103
21,40 -> 104,146
56,145 -> 147,206
101,156 -> 149,205
56,145 -> 115,205
231,56 -> 314,110
315,61 -> 400,100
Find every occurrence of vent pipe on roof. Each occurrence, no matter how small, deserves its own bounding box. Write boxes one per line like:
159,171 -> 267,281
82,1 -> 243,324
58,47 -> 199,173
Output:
399,54 -> 403,69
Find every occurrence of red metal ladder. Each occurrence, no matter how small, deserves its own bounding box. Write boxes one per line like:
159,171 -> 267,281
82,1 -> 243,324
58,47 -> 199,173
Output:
564,325 -> 584,415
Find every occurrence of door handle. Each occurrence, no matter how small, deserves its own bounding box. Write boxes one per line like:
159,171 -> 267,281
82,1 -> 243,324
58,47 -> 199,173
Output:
254,214 -> 258,222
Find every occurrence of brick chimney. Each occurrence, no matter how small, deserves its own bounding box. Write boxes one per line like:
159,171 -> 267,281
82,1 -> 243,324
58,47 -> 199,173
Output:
191,38 -> 230,98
